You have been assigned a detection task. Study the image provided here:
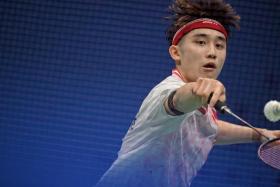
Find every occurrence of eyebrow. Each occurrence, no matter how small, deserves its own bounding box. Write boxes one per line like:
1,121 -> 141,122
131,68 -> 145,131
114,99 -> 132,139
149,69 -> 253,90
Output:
192,33 -> 226,42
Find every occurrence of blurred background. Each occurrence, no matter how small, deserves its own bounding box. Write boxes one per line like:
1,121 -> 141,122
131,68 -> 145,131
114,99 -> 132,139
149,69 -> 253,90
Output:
0,0 -> 279,187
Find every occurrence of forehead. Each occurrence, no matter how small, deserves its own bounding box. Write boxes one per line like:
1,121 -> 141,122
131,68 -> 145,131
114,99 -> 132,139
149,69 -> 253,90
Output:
185,28 -> 226,41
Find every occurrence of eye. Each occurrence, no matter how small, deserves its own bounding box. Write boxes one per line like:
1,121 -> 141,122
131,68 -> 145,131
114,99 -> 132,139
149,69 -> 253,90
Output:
195,40 -> 206,46
216,43 -> 225,50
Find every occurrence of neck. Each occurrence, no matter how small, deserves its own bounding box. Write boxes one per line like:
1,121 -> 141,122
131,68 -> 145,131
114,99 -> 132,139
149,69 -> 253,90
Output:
173,68 -> 188,82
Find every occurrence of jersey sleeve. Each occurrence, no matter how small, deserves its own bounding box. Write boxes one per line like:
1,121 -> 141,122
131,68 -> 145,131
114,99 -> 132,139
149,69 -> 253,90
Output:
133,77 -> 187,129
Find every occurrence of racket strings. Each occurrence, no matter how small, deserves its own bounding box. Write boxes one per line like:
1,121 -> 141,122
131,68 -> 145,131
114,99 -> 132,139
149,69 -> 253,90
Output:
259,140 -> 280,170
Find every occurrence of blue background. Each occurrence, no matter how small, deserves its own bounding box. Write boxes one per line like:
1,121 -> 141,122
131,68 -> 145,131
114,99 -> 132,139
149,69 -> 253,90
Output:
0,0 -> 279,187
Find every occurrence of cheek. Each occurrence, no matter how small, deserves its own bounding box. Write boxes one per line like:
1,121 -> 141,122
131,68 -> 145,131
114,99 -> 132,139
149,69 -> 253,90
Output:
218,52 -> 226,66
181,54 -> 199,69
182,48 -> 202,64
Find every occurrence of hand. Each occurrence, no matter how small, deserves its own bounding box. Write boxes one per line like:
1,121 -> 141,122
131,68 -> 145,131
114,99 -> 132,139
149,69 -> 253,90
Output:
192,78 -> 226,107
260,129 -> 280,143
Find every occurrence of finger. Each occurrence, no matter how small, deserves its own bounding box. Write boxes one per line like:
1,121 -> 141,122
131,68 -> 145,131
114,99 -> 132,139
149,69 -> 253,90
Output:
191,82 -> 199,95
192,78 -> 203,93
195,79 -> 212,104
209,86 -> 224,107
209,81 -> 226,107
273,130 -> 280,138
219,93 -> 226,103
262,130 -> 279,142
195,79 -> 211,96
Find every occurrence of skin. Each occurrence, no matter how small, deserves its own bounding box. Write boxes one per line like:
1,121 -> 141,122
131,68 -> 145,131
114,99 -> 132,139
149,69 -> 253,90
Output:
164,28 -> 280,144
168,28 -> 226,111
172,29 -> 226,83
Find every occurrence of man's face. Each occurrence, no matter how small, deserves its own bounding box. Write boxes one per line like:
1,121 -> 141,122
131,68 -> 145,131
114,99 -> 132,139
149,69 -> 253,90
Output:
172,28 -> 227,82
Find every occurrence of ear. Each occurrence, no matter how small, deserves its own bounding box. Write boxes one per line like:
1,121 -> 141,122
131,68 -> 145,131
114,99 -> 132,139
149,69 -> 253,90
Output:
169,45 -> 181,65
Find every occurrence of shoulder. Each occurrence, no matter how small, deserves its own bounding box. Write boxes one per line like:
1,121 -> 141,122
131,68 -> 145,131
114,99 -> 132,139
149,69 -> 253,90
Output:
151,75 -> 186,95
136,76 -> 185,115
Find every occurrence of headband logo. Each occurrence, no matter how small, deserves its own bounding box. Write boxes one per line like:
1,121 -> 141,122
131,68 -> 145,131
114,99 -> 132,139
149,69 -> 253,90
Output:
202,20 -> 218,25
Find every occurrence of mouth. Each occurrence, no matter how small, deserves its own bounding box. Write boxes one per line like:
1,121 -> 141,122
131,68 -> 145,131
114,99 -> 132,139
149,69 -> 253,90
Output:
202,62 -> 217,70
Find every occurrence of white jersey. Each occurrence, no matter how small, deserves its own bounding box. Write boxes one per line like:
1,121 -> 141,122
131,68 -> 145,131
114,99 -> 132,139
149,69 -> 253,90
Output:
95,69 -> 218,187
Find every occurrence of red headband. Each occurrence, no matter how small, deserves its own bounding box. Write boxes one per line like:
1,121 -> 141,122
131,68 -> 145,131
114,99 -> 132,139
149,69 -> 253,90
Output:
172,18 -> 228,45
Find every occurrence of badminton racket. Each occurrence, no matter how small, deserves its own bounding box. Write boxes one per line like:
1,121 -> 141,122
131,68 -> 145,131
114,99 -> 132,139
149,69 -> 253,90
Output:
214,100 -> 280,170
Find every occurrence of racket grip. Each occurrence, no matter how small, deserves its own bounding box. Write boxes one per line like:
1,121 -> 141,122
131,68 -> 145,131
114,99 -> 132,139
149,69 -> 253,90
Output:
207,93 -> 228,114
215,100 -> 228,114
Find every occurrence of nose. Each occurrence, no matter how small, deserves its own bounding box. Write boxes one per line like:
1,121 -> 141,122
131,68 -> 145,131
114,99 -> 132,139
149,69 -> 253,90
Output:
206,43 -> 217,59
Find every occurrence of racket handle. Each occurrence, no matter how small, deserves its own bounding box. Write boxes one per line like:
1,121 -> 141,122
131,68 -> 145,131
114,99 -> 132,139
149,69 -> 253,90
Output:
214,100 -> 231,114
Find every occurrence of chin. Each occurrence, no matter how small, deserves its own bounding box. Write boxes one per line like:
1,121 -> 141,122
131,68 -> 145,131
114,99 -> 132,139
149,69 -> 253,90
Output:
200,74 -> 217,80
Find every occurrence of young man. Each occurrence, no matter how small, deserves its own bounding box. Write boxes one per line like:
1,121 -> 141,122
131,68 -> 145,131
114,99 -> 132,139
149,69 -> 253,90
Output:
95,0 -> 280,186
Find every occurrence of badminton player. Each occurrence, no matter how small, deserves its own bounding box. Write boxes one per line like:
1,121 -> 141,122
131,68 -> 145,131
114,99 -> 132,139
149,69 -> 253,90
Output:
95,0 -> 280,186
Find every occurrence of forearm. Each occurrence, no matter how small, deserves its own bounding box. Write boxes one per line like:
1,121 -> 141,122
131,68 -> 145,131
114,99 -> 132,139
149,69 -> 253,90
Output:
215,120 -> 264,145
164,78 -> 227,115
